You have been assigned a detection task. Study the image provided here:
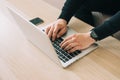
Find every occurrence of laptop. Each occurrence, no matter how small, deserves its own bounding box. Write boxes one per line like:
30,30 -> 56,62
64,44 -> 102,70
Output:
7,7 -> 98,68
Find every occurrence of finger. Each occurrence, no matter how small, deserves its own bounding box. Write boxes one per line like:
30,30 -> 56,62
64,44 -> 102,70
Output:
64,43 -> 78,51
45,26 -> 51,34
57,28 -> 66,38
60,38 -> 74,49
48,26 -> 54,39
52,25 -> 60,41
68,46 -> 81,53
60,35 -> 74,46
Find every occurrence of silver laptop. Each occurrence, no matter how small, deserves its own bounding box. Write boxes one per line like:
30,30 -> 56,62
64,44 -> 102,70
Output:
7,7 -> 98,68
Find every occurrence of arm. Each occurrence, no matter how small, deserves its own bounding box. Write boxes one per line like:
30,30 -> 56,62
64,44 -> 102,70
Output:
60,11 -> 120,53
46,0 -> 85,40
92,11 -> 120,40
58,0 -> 85,23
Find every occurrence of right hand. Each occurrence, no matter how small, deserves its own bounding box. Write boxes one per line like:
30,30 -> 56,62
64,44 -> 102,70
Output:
45,19 -> 67,41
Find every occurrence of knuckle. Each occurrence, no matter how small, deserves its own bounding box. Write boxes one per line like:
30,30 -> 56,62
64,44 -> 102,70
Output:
58,33 -> 62,36
70,49 -> 74,53
71,37 -> 76,41
46,26 -> 50,30
53,30 -> 57,34
66,42 -> 69,45
69,44 -> 72,48
66,42 -> 68,44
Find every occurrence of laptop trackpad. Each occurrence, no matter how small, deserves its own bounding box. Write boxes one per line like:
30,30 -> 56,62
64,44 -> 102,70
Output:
62,27 -> 77,39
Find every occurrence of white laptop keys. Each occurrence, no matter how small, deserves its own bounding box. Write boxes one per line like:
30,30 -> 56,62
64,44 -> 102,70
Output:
7,7 -> 98,68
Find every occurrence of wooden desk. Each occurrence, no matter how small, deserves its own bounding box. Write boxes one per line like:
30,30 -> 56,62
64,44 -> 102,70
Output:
0,0 -> 120,80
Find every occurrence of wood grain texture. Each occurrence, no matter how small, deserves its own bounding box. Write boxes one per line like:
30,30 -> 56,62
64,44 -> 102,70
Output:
0,0 -> 120,80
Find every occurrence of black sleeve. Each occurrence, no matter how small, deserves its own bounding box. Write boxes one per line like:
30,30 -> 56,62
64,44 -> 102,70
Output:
92,11 -> 120,40
58,0 -> 85,23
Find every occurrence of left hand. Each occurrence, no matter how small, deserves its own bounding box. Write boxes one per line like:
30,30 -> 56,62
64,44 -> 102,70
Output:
60,32 -> 96,53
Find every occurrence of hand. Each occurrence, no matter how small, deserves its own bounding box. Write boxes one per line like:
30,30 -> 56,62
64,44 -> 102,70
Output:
60,32 -> 96,53
45,19 -> 67,41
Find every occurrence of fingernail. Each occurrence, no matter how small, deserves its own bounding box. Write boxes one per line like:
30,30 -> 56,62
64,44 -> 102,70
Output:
60,44 -> 62,47
59,44 -> 61,47
67,51 -> 70,53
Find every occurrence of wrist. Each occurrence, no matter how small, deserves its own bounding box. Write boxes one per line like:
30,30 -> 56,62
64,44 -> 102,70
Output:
90,30 -> 99,41
57,18 -> 67,25
86,32 -> 96,43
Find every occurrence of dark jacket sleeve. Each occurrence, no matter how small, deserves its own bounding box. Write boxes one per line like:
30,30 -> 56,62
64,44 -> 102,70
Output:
92,11 -> 120,40
58,0 -> 85,23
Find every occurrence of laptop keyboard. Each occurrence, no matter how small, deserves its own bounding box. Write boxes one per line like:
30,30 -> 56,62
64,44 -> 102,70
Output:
51,37 -> 81,63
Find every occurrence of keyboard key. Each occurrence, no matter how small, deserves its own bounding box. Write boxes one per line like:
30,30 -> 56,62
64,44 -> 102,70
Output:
51,37 -> 81,63
69,53 -> 76,57
76,50 -> 81,53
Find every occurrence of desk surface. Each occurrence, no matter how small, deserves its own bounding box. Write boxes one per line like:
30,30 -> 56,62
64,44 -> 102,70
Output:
0,0 -> 120,80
